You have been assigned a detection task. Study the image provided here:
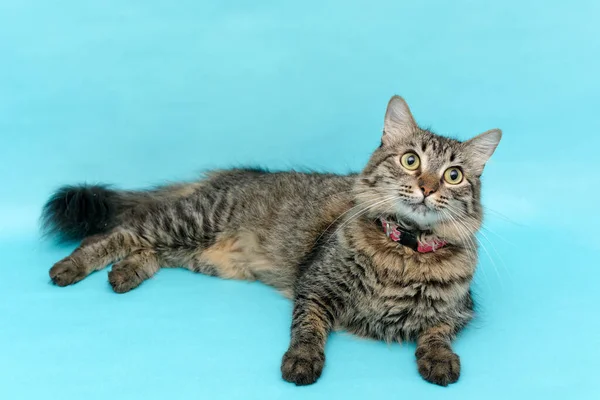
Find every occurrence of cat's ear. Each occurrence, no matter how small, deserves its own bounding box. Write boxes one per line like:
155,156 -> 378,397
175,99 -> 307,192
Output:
382,96 -> 417,146
463,129 -> 502,173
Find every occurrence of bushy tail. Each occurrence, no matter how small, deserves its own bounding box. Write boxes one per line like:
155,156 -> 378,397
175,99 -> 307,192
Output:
41,182 -> 200,242
41,185 -> 128,242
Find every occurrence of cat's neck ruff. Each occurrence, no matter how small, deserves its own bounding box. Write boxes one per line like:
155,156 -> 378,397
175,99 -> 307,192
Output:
378,217 -> 447,253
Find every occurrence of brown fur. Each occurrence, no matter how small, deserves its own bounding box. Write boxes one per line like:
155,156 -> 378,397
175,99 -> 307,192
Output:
198,235 -> 259,280
42,96 -> 501,386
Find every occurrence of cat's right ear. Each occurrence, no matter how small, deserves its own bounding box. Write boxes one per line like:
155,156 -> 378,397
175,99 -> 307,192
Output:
382,95 -> 417,146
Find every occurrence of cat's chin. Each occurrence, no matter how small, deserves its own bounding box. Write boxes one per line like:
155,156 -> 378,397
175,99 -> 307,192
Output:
394,202 -> 440,229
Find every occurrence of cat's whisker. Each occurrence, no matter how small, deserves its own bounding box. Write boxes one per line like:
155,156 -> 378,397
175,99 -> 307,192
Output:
473,235 -> 504,288
443,205 -> 506,288
444,203 -> 512,266
313,195 -> 398,247
316,187 -> 377,202
440,210 -> 479,271
475,229 -> 513,283
439,208 -> 476,254
444,205 -> 519,248
439,208 -> 478,251
481,205 -> 525,227
318,195 -> 396,246
438,208 -> 492,290
478,224 -> 517,248
328,196 -> 399,242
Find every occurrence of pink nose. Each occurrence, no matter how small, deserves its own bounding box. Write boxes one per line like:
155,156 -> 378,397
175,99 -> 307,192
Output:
420,185 -> 436,197
417,174 -> 439,197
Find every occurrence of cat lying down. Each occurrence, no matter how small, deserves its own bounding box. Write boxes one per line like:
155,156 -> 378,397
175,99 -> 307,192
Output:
43,96 -> 501,386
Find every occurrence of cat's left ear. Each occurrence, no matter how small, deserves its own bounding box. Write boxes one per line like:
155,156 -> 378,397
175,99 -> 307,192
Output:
463,129 -> 502,173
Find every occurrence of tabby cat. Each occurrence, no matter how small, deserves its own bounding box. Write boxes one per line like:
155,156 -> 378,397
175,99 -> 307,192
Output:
42,96 -> 501,386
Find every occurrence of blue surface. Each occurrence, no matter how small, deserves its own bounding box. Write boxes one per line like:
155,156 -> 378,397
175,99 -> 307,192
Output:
1,1 -> 599,399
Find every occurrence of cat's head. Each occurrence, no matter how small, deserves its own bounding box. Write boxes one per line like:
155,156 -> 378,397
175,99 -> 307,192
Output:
356,96 -> 501,242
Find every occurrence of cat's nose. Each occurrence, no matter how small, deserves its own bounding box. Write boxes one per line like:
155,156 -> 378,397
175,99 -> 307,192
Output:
417,174 -> 439,197
419,185 -> 436,197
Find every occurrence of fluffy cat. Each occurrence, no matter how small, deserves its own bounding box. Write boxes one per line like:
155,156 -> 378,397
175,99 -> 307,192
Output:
42,96 -> 501,386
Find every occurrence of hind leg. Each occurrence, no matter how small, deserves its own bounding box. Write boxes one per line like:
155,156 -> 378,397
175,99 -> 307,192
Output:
180,253 -> 256,281
108,250 -> 160,293
49,230 -> 139,286
178,236 -> 257,280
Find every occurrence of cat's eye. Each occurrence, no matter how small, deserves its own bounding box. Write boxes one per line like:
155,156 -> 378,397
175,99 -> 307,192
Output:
444,167 -> 463,185
400,152 -> 420,170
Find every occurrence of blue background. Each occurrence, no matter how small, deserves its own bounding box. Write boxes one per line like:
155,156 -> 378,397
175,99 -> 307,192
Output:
1,1 -> 599,399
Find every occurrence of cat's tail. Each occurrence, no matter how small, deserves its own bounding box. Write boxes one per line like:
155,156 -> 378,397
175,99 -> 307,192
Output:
42,181 -> 202,242
41,185 -> 135,242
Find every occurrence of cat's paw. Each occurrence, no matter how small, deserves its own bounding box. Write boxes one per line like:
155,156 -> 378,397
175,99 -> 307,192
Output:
49,258 -> 85,286
108,261 -> 142,293
281,346 -> 325,386
416,346 -> 460,386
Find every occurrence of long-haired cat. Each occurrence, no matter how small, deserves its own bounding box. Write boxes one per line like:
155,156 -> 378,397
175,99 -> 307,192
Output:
42,96 -> 501,386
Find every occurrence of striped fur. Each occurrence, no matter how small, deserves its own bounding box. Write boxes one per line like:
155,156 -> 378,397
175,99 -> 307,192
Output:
42,96 -> 501,386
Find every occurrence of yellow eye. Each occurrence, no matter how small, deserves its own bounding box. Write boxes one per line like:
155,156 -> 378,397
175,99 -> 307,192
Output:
400,152 -> 420,170
444,167 -> 463,184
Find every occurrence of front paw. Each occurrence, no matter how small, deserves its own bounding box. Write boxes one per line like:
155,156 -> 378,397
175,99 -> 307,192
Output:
281,346 -> 325,386
416,346 -> 460,386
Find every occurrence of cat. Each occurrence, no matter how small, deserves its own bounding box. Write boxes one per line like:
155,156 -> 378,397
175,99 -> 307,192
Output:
42,96 -> 501,386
